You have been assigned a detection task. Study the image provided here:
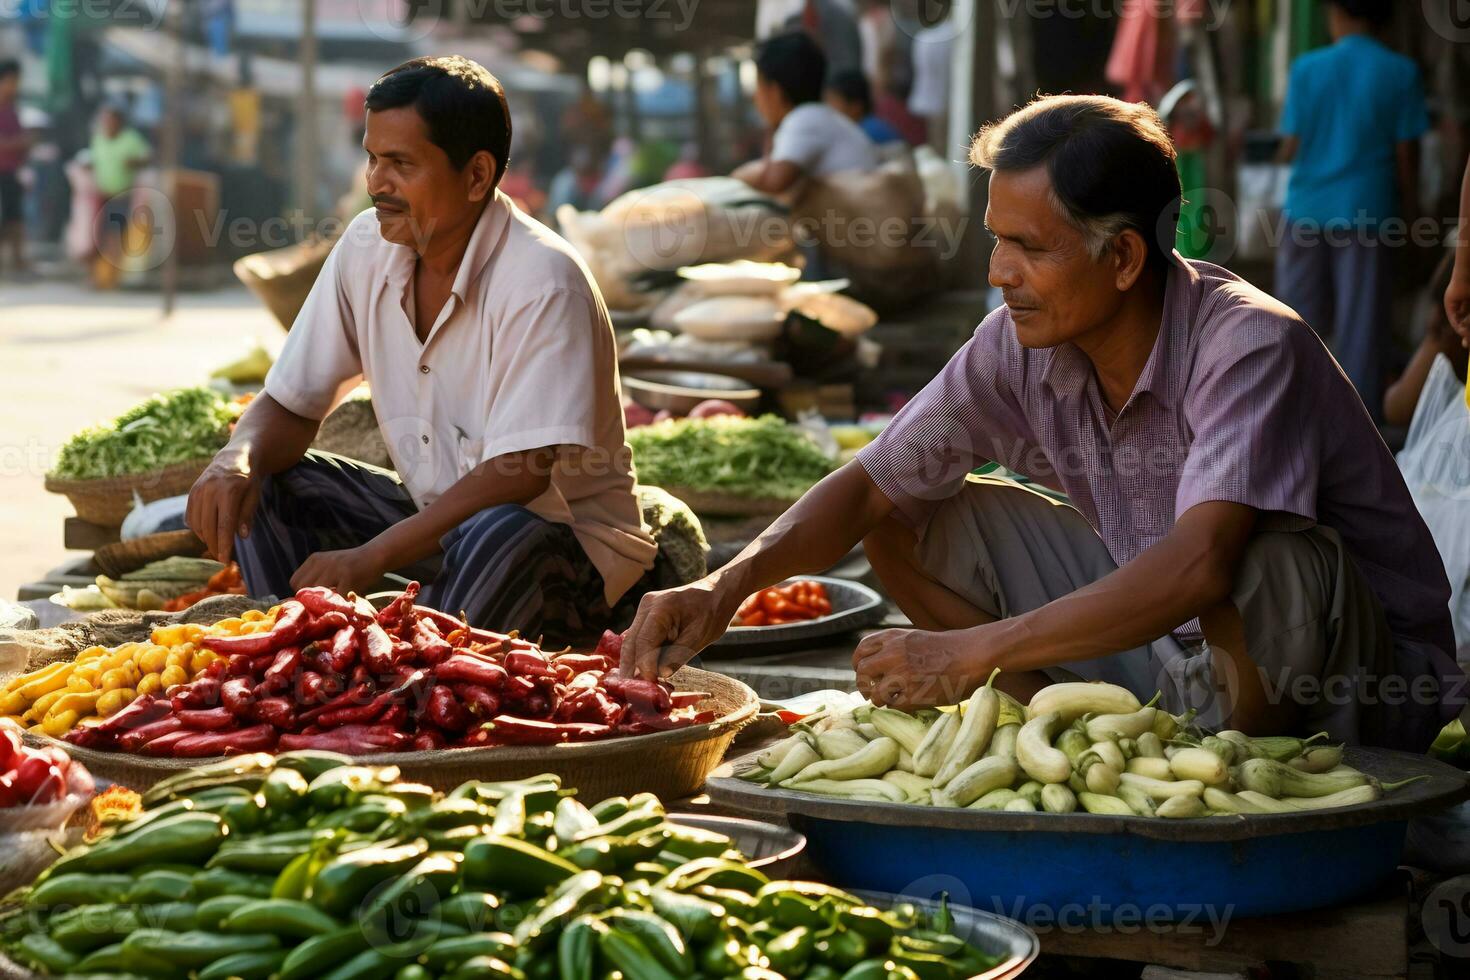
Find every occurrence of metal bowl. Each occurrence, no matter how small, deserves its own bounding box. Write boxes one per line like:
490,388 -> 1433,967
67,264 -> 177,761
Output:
710,575 -> 886,655
857,891 -> 1039,980
623,370 -> 762,415
667,812 -> 806,877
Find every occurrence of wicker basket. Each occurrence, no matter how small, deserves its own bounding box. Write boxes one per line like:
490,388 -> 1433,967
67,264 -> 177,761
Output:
93,530 -> 207,579
43,457 -> 214,527
32,667 -> 758,802
233,237 -> 336,332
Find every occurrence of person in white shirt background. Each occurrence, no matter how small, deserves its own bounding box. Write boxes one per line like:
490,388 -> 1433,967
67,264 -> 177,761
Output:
186,56 -> 657,647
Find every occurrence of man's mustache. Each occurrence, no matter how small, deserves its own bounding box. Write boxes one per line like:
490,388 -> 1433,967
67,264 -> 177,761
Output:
372,196 -> 410,211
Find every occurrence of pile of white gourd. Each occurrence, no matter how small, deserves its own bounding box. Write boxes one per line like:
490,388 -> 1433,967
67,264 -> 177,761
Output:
741,678 -> 1418,818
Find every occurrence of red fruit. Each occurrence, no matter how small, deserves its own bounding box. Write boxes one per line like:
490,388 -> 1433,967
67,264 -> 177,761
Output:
688,399 -> 745,419
0,727 -> 22,771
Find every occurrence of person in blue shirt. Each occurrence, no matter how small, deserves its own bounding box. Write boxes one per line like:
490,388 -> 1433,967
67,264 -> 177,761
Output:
1275,0 -> 1428,418
824,69 -> 904,146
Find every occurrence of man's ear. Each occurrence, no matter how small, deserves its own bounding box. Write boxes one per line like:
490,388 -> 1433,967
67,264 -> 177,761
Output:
466,150 -> 498,203
1112,228 -> 1150,291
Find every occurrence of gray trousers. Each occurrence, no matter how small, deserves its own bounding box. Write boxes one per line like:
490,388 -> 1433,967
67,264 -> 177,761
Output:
913,476 -> 1453,751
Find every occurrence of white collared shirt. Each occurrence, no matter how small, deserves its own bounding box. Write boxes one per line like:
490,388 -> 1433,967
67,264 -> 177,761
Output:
264,191 -> 656,604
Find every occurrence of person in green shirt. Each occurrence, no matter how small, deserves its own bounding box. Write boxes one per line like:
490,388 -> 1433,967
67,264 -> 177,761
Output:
87,105 -> 151,288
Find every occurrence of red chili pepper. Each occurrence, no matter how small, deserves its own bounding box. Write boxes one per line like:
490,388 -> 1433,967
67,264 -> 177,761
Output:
317,626 -> 355,674
297,680 -> 373,726
92,695 -> 170,735
553,654 -> 613,675
224,653 -> 256,678
424,685 -> 469,733
302,611 -> 350,642
318,690 -> 394,729
410,620 -> 453,665
359,622 -> 396,674
171,724 -> 278,758
488,717 -> 613,745
349,664 -> 374,689
219,677 -> 256,717
520,693 -> 549,718
411,605 -> 467,636
668,691 -> 709,709
295,586 -> 357,619
504,651 -> 554,679
379,703 -> 407,729
138,730 -> 194,757
375,583 -> 422,627
451,683 -> 501,719
170,676 -> 222,711
119,716 -> 186,751
278,725 -> 408,754
433,655 -> 508,690
253,697 -> 297,729
175,707 -> 237,731
603,675 -> 673,715
295,671 -> 324,705
259,646 -> 302,696
200,600 -> 308,655
457,728 -> 492,748
502,674 -> 537,701
412,730 -> 447,751
594,630 -> 623,664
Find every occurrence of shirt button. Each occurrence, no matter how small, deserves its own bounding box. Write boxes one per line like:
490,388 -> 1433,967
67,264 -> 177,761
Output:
421,435 -> 429,444
420,365 -> 430,374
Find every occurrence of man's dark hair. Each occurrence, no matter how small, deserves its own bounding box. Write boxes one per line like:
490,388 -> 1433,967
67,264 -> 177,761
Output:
826,69 -> 873,116
754,33 -> 827,107
0,60 -> 18,81
1323,0 -> 1393,27
365,56 -> 511,186
971,94 -> 1181,276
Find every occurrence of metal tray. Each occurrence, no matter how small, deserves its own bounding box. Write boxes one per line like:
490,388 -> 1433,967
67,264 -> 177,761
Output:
710,576 -> 886,654
859,891 -> 1039,980
667,812 -> 806,877
706,745 -> 1470,920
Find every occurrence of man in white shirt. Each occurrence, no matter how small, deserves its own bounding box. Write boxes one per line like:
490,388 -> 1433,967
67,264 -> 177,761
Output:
735,31 -> 878,196
186,56 -> 656,646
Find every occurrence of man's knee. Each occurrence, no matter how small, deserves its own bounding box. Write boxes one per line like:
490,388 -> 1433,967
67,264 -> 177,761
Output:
862,516 -> 919,575
1232,529 -> 1337,622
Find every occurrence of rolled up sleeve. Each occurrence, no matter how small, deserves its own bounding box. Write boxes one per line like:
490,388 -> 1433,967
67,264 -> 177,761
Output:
262,238 -> 363,421
857,309 -> 1032,531
1175,317 -> 1320,524
481,287 -> 605,461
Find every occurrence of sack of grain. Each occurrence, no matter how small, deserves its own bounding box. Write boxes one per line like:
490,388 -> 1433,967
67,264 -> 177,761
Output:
672,296 -> 786,343
677,260 -> 801,298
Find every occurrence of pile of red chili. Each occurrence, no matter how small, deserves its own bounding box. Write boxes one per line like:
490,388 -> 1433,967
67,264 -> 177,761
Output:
732,580 -> 833,627
65,583 -> 714,757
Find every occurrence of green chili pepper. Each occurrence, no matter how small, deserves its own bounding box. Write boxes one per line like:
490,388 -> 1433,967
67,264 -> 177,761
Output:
557,837 -> 616,873
448,778 -> 563,814
650,886 -> 724,943
572,802 -> 664,843
419,931 -> 517,973
511,870 -> 610,949
49,905 -> 141,952
838,905 -> 899,944
588,796 -> 629,822
193,868 -> 276,899
423,824 -> 489,852
278,925 -> 368,980
305,766 -> 398,812
51,812 -> 227,876
261,767 -> 311,813
660,823 -> 734,861
74,939 -> 173,976
142,753 -> 276,808
197,948 -> 289,980
318,946 -> 409,980
806,966 -> 844,980
310,838 -> 429,916
25,872 -> 133,908
693,885 -> 759,915
222,898 -> 341,939
196,894 -> 256,930
599,909 -> 693,975
437,892 -> 503,933
886,947 -> 962,980
395,965 -> 433,980
401,798 -> 493,832
816,926 -> 871,968
462,835 -> 580,897
360,852 -> 462,947
760,925 -> 813,974
121,928 -> 279,970
489,790 -> 528,838
658,857 -> 769,894
444,954 -> 526,980
208,828 -> 327,874
125,869 -> 196,904
312,799 -> 406,834
597,926 -> 680,980
555,915 -> 599,980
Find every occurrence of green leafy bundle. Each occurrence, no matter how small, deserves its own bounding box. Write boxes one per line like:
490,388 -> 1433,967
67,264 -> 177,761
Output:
627,415 -> 834,501
51,387 -> 241,481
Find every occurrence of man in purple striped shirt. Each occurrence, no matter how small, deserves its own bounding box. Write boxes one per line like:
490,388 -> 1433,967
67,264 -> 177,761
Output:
623,95 -> 1463,751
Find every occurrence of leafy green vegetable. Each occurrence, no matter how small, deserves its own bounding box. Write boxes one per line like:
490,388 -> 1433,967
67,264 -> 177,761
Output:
50,387 -> 241,481
627,415 -> 834,500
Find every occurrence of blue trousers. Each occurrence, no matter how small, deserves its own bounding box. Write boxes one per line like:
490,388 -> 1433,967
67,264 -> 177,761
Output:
235,451 -> 642,648
1274,227 -> 1392,419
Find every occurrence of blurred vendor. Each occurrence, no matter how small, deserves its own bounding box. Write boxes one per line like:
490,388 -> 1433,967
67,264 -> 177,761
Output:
733,32 -> 877,196
624,95 -> 1463,752
187,57 -> 656,646
825,69 -> 904,147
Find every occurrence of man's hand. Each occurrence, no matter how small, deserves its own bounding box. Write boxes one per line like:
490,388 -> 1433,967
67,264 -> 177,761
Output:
290,545 -> 385,596
1446,266 -> 1470,344
185,450 -> 261,564
852,627 -> 991,711
620,578 -> 740,680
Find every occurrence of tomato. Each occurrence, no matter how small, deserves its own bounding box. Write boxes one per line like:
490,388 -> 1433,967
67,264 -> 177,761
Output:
739,611 -> 768,627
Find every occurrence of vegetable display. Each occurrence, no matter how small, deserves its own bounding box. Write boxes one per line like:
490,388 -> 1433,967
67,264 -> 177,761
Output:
0,617 -> 243,737
0,758 -> 1003,979
49,387 -> 243,482
56,558 -> 244,613
741,678 -> 1421,817
57,583 -> 713,757
626,415 -> 834,501
734,581 -> 832,628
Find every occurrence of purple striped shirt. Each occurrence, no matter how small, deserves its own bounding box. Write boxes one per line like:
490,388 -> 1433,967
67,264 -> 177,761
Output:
858,255 -> 1454,657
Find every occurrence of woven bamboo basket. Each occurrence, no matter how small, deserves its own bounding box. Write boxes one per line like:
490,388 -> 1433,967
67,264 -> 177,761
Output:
43,457 -> 214,527
92,530 -> 207,579
31,667 -> 757,802
233,237 -> 336,332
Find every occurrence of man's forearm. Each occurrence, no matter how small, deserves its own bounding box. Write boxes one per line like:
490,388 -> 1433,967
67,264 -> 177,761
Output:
364,449 -> 554,571
225,394 -> 320,476
713,461 -> 894,603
